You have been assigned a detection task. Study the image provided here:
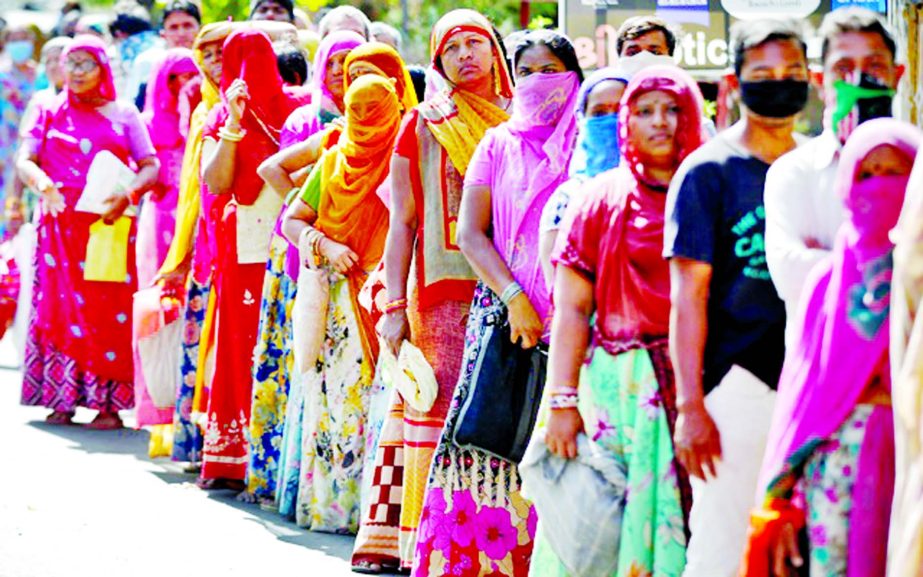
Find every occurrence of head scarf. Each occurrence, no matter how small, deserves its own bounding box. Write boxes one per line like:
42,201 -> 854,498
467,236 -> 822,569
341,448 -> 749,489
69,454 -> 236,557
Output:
311,30 -> 365,114
314,74 -> 401,271
430,9 -> 513,98
204,28 -> 303,205
343,41 -> 418,113
570,67 -> 629,178
142,48 -> 198,149
159,22 -> 234,278
619,65 -> 705,189
315,75 -> 403,365
758,118 -> 921,501
420,9 -> 512,176
552,64 -> 705,347
62,34 -> 116,104
506,69 -> 581,197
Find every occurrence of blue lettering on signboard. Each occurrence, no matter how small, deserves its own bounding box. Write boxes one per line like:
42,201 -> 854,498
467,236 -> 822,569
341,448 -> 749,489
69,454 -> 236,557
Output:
657,0 -> 709,9
831,0 -> 886,13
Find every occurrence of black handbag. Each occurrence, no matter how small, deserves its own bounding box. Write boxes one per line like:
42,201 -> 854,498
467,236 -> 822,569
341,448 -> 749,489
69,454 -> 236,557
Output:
452,310 -> 548,463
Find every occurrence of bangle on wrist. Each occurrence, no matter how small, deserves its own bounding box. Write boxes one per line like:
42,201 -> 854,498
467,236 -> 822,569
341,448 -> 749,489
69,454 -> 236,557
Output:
500,281 -> 523,306
550,391 -> 579,410
218,125 -> 246,143
384,298 -> 408,314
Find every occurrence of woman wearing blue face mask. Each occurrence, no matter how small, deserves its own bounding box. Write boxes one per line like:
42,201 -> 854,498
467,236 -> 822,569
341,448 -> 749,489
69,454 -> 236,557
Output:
0,24 -> 38,224
539,68 -> 628,287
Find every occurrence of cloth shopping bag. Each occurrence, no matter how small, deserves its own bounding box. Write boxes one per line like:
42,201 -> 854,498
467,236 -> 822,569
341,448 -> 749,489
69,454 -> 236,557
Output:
84,217 -> 131,282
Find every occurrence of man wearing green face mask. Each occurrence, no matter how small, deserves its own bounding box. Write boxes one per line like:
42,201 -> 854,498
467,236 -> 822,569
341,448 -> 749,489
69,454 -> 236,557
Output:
765,8 -> 902,344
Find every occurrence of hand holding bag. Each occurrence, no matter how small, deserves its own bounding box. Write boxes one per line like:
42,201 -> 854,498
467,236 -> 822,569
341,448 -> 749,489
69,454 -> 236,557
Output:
452,308 -> 548,463
519,433 -> 628,577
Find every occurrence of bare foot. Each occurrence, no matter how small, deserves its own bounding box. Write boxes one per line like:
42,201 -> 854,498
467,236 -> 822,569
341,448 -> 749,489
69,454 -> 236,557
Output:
196,478 -> 246,492
45,411 -> 75,425
86,412 -> 123,430
236,490 -> 257,504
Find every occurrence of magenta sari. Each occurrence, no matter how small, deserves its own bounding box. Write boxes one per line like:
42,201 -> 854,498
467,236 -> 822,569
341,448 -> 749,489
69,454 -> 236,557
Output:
132,48 -> 198,427
21,35 -> 156,413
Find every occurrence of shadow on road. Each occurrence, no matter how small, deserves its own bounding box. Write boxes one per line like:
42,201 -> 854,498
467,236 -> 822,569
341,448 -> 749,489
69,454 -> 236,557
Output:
25,415 -> 388,571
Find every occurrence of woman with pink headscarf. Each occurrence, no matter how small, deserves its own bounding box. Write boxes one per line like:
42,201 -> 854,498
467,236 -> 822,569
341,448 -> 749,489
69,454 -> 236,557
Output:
741,118 -> 921,577
16,35 -> 159,430
130,48 -> 199,450
137,48 -> 199,287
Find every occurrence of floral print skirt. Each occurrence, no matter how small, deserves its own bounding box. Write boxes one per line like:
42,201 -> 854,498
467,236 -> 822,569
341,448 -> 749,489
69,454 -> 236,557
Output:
529,342 -> 687,577
171,277 -> 210,464
411,283 -> 536,577
294,272 -> 374,533
247,235 -> 295,501
801,403 -> 894,577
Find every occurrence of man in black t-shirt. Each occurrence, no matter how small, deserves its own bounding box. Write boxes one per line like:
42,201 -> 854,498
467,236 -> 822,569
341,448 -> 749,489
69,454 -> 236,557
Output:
664,19 -> 810,577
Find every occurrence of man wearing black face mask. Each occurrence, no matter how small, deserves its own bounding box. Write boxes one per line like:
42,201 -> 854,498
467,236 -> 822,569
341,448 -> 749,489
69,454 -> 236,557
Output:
664,18 -> 808,577
765,8 -> 901,340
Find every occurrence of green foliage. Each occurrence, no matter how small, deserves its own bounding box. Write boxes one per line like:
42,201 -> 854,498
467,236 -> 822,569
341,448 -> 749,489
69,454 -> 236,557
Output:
203,0 -> 250,23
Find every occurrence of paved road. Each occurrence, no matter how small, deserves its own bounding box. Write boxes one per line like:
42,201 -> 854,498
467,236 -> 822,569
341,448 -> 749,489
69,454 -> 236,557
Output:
0,336 -> 381,577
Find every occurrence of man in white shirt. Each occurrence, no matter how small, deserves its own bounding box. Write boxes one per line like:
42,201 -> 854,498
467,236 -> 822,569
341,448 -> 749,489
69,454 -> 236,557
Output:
765,7 -> 902,335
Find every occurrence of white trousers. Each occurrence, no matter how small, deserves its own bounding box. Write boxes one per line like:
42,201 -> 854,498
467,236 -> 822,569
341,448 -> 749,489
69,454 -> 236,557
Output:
682,365 -> 777,577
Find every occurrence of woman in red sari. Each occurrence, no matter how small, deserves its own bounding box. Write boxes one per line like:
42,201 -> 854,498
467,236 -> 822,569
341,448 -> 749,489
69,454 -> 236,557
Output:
199,28 -> 304,487
17,35 -> 159,429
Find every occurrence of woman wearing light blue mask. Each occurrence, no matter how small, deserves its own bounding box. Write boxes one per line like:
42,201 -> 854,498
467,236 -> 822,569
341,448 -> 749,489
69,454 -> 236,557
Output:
0,24 -> 38,229
539,67 -> 628,286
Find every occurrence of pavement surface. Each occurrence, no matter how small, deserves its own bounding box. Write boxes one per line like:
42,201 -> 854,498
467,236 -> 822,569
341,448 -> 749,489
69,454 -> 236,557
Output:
0,334 -> 392,577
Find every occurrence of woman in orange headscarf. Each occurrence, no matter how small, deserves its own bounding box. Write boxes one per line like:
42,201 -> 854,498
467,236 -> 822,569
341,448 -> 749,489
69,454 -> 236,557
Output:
281,74 -> 401,533
245,40 -> 417,509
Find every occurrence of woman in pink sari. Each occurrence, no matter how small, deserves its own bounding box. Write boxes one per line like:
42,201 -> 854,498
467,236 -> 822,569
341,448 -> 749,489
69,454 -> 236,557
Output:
131,48 -> 199,446
17,35 -> 159,429
410,29 -> 583,577
741,118 -> 920,577
137,48 -> 199,287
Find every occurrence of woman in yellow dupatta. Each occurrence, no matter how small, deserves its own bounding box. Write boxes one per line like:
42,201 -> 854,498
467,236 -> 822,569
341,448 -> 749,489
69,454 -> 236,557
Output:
281,74 -> 400,533
158,21 -> 232,466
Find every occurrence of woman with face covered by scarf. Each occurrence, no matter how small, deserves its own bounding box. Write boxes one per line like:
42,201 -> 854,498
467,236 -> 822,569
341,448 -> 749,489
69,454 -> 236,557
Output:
197,28 -> 303,488
17,35 -> 159,430
351,11 -> 513,574
130,47 -> 199,450
530,65 -> 707,577
740,118 -> 920,577
537,67 -> 628,287
279,74 -> 401,533
243,39 -> 416,508
406,29 -> 582,577
154,22 -> 232,467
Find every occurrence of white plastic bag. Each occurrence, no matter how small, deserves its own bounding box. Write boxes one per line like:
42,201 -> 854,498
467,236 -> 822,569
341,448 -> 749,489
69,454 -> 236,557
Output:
292,267 -> 329,373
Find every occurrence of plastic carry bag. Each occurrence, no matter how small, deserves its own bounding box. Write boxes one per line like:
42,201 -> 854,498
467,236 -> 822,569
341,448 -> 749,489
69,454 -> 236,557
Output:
292,266 -> 329,373
84,216 -> 131,282
133,286 -> 183,409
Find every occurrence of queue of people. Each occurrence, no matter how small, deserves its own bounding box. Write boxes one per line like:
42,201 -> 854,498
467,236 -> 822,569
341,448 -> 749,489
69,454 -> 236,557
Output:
3,3 -> 922,577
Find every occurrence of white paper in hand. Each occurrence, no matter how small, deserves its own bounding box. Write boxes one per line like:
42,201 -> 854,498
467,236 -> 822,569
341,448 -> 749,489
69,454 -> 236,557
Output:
77,150 -> 137,215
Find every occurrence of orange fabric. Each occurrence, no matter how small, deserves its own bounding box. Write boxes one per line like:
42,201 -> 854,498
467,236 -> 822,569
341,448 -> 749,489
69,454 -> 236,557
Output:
429,10 -> 513,99
739,502 -> 806,577
314,75 -> 400,271
344,42 -> 418,114
314,75 -> 402,365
